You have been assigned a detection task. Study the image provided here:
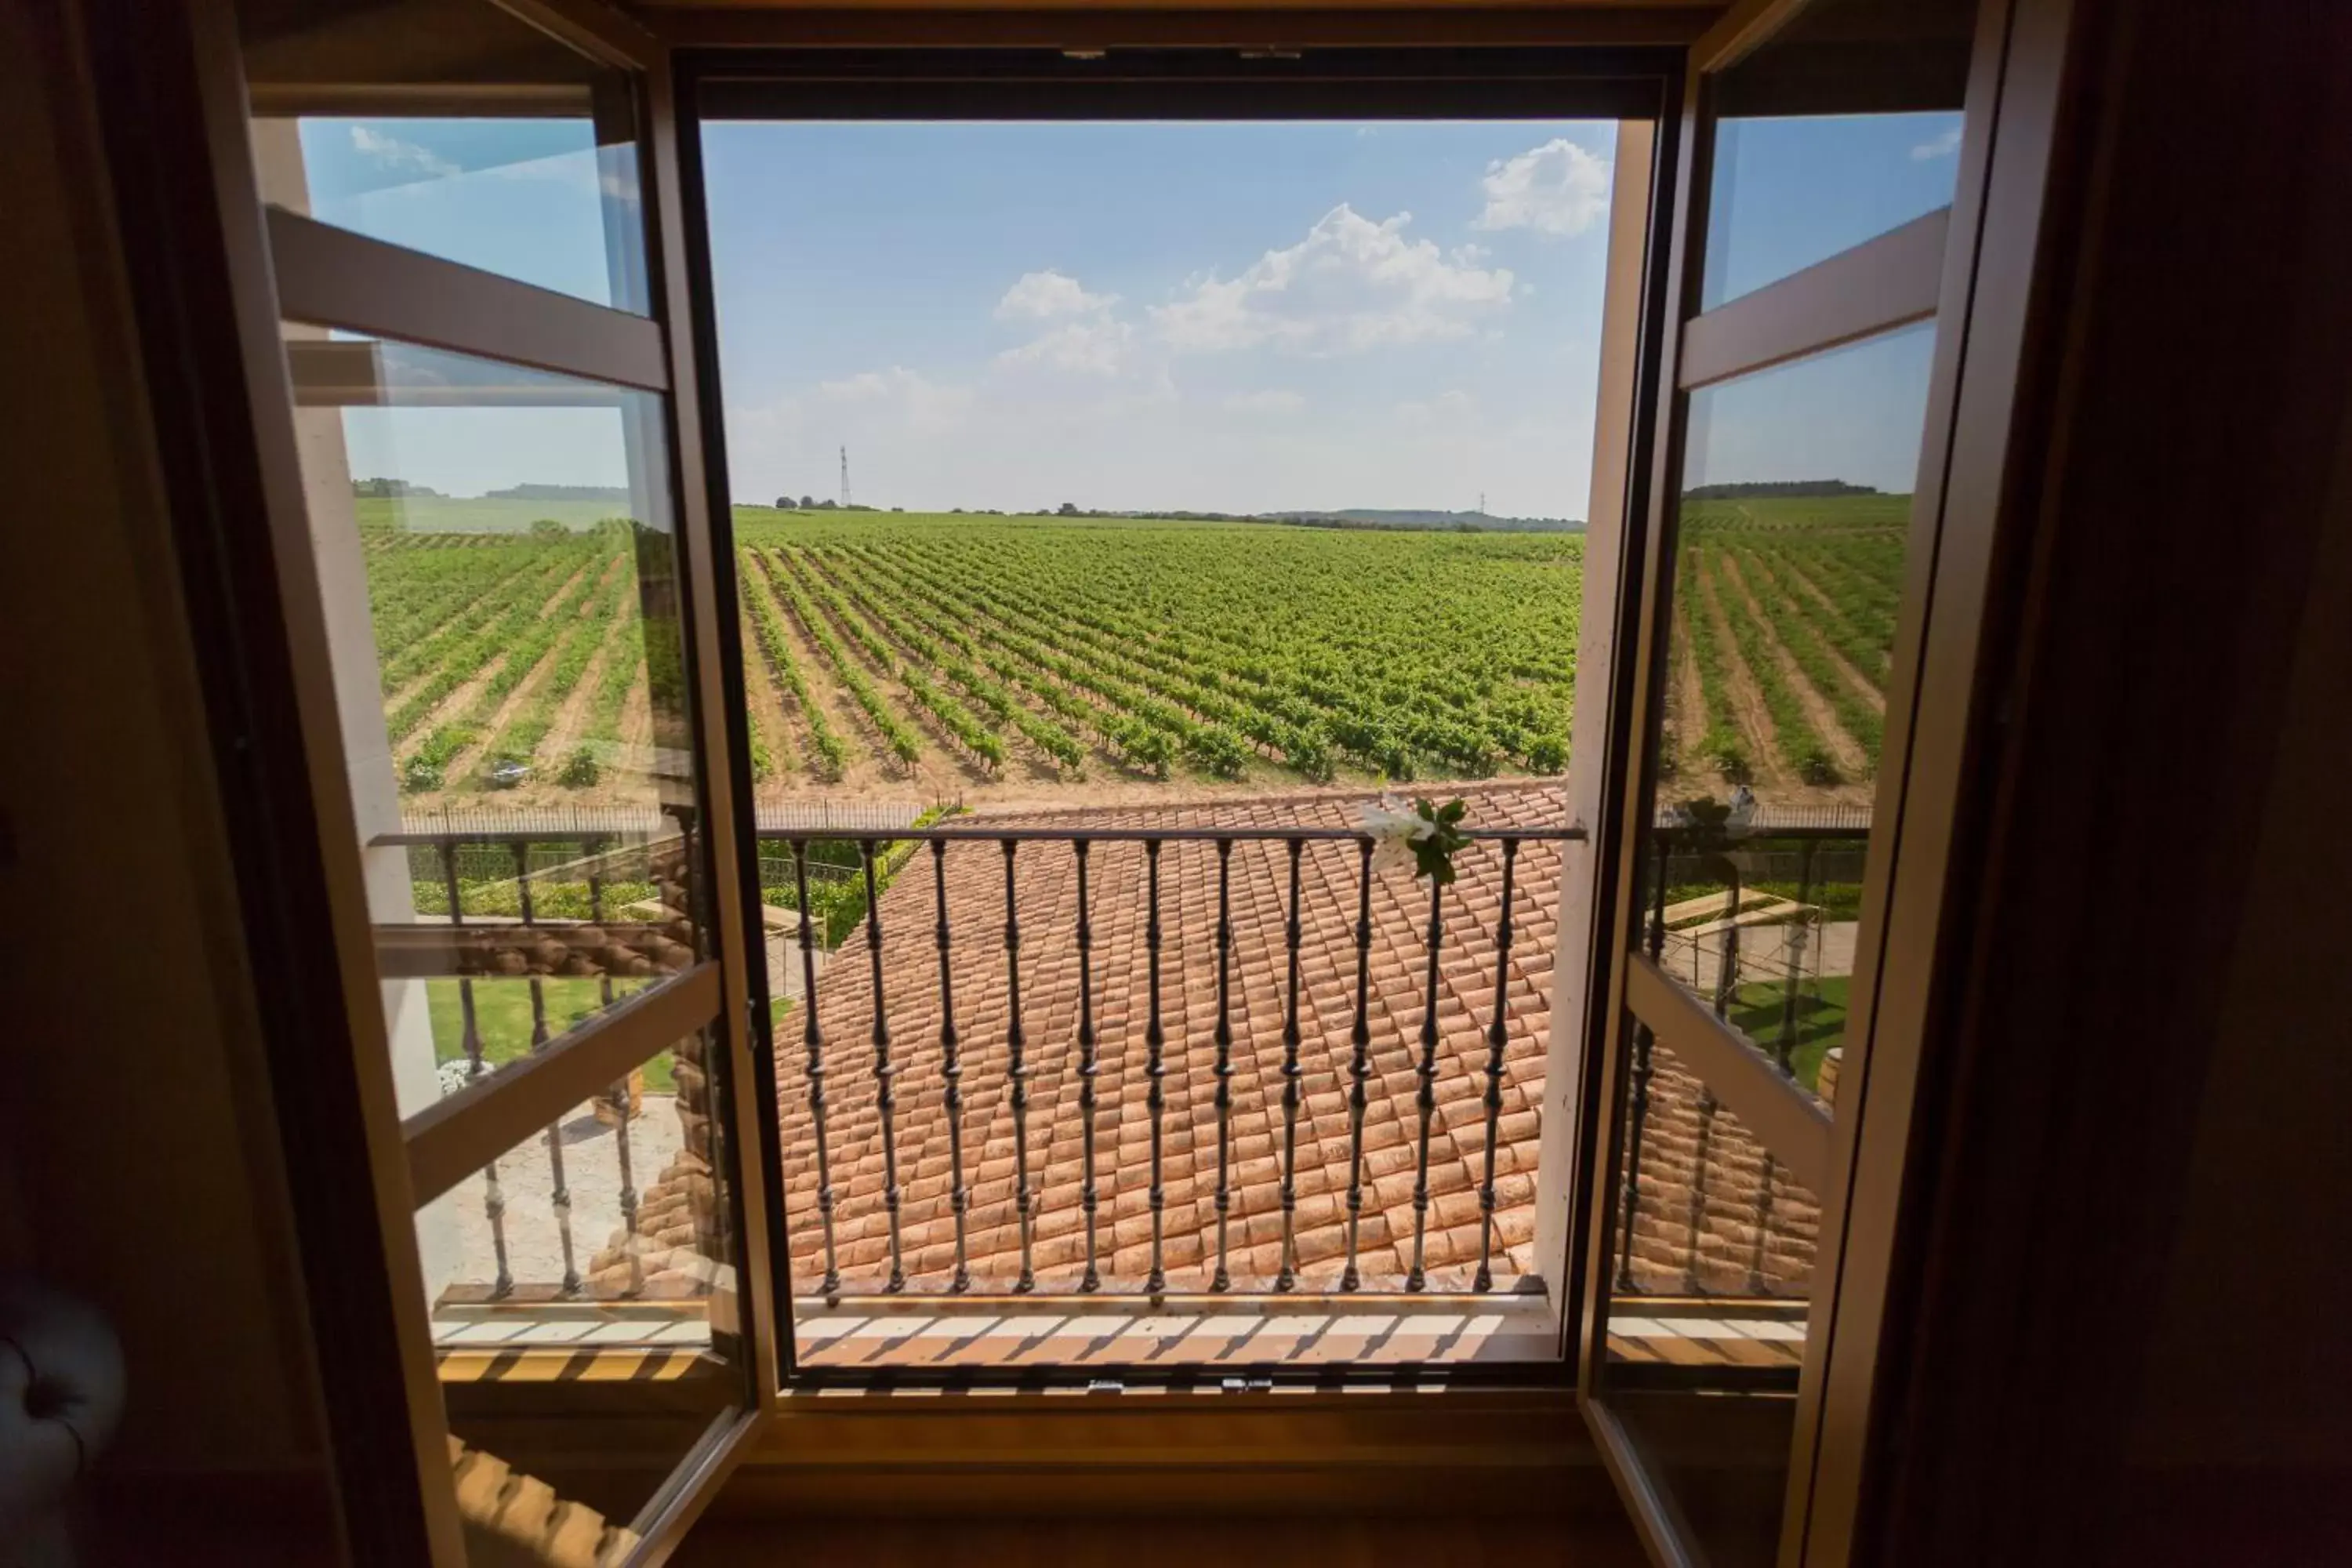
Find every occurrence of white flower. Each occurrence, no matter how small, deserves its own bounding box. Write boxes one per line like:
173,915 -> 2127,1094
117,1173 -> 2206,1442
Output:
437,1059 -> 477,1095
1361,794 -> 1434,876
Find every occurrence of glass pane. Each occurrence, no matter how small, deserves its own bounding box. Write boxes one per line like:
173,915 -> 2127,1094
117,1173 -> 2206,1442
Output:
1640,325 -> 1931,1091
239,0 -> 648,311
1600,1035 -> 1816,1568
1632,823 -> 1867,1109
275,328 -> 706,1117
1700,0 -> 1976,309
699,116 -> 1619,1368
418,1027 -> 750,1552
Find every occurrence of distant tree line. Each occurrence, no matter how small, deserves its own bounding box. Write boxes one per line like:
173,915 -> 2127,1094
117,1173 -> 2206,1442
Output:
352,477 -> 443,499
775,495 -> 885,512
924,503 -> 1584,534
1682,479 -> 1882,501
487,484 -> 633,502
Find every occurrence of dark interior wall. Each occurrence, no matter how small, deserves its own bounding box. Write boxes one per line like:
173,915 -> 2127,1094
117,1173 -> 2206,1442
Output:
0,0 -> 329,1500
2128,385 -> 2352,1475
1868,0 -> 2352,1562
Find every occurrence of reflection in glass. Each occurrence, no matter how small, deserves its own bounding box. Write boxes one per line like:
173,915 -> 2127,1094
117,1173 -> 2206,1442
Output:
276,328 -> 702,1119
1602,1036 -> 1815,1568
1632,818 -> 1865,1108
240,0 -> 648,310
1646,324 -> 1932,1100
1700,0 -> 1975,308
418,1029 -> 747,1551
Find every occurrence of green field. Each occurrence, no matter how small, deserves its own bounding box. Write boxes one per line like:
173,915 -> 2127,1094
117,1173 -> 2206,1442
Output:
351,488 -> 1902,807
357,498 -> 1586,799
1727,973 -> 1849,1093
1668,492 -> 1907,794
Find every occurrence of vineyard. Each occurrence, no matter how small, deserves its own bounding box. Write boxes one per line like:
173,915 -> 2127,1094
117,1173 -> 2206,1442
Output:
1662,492 -> 1907,800
354,493 -> 1901,811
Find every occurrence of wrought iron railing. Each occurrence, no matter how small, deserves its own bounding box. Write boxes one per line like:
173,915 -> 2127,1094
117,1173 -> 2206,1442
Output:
1613,819 -> 1871,1299
770,825 -> 1580,1303
383,810 -> 1860,1318
379,816 -> 1585,1312
390,823 -> 710,1316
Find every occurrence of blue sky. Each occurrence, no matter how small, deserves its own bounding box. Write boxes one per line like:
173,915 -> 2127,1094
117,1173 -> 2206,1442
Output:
296,110 -> 1963,514
701,121 -> 1620,517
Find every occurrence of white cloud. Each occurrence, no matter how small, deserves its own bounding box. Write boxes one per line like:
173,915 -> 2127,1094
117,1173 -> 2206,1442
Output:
992,270 -> 1132,376
995,269 -> 1119,321
1394,388 -> 1478,425
1475,138 -> 1612,237
1223,389 -> 1306,416
349,125 -> 460,180
1151,205 -> 1515,357
815,366 -> 975,432
1911,126 -> 1964,161
997,319 -> 1133,376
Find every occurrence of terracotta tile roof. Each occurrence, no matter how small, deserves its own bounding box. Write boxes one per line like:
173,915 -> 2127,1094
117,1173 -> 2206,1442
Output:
762,781 -> 1808,1300
559,780 -> 1819,1312
1613,1040 -> 1819,1298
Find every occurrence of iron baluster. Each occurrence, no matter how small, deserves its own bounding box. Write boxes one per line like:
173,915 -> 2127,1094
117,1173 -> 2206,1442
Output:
1275,837 -> 1306,1291
1340,837 -> 1375,1293
791,840 -> 841,1303
589,843 -> 640,1296
1144,838 -> 1167,1298
1211,837 -> 1235,1293
1686,1086 -> 1719,1294
1001,839 -> 1035,1293
1748,1152 -> 1778,1294
862,842 -> 906,1292
1777,839 -> 1817,1078
588,837 -> 618,1012
1617,836 -> 1672,1294
931,840 -> 971,1294
1474,839 -> 1520,1294
1406,877 -> 1446,1292
1712,858 -> 1743,1021
510,843 -> 579,1294
1073,840 -> 1100,1293
444,842 -> 510,1300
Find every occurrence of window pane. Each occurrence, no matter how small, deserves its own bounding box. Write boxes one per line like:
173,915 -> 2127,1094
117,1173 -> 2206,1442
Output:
418,1028 -> 750,1549
240,0 -> 648,312
1641,324 -> 1933,1101
275,328 -> 706,1116
1600,1035 -> 1816,1568
1700,0 -> 1975,310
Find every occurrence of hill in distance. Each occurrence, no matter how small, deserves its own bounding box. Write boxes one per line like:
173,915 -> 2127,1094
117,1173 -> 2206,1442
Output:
1018,504 -> 1584,533
1261,508 -> 1582,533
1680,479 -> 1882,502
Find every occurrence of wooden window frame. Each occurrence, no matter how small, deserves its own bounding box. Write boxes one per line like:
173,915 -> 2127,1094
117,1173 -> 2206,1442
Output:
98,0 -> 794,1559
670,40 -> 1687,1396
1570,0 -> 2080,1564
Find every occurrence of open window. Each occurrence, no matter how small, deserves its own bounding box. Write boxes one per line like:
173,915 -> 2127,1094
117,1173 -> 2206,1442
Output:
677,47 -> 1680,1382
116,0 -> 2054,1557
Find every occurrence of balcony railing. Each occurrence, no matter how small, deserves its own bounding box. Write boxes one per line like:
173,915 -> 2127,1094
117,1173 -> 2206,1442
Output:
375,794 -> 1866,1371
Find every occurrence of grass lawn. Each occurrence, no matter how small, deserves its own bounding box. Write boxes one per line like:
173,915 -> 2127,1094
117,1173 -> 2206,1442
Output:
426,976 -> 673,1093
1726,973 -> 1850,1092
423,982 -> 800,1098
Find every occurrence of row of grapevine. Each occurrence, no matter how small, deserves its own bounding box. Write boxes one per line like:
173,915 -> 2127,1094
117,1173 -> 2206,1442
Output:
1675,548 -> 1754,783
867,533 -> 1570,778
775,548 -> 1006,771
477,557 -> 636,783
752,552 -> 923,768
739,561 -> 848,779
1706,550 -> 1842,786
399,551 -> 616,790
804,552 -> 1086,774
838,546 -> 1191,776
1731,548 -> 1885,768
